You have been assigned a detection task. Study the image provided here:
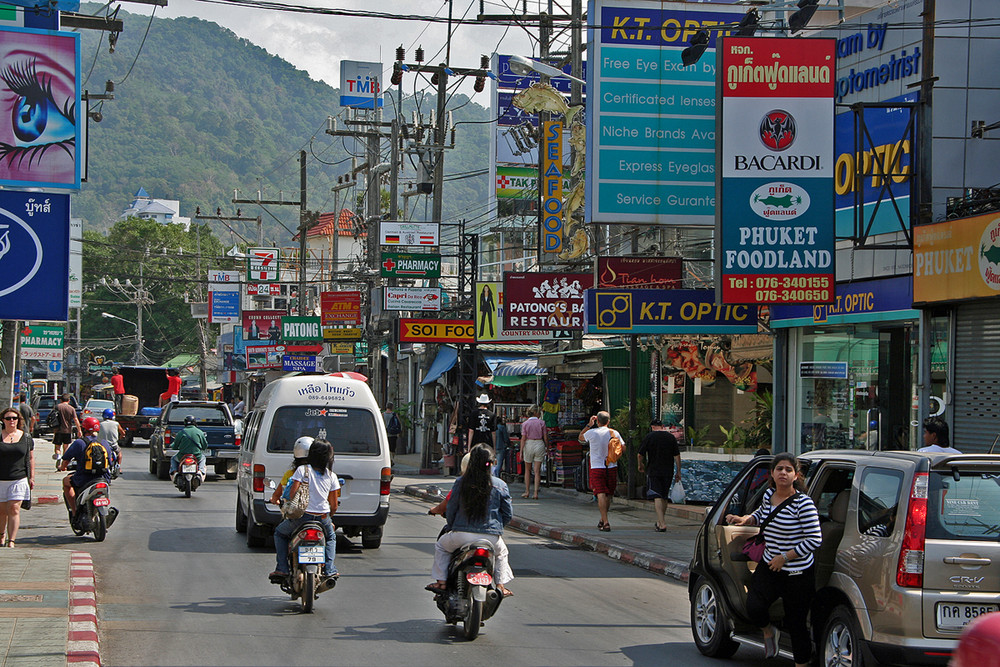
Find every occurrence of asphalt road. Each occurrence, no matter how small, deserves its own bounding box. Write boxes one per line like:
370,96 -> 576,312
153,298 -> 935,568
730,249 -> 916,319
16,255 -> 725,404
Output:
94,447 -> 773,666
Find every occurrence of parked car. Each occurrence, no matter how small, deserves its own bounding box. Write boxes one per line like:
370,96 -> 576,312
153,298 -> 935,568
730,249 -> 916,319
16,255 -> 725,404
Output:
689,450 -> 1000,666
148,401 -> 239,480
82,398 -> 115,421
30,394 -> 81,437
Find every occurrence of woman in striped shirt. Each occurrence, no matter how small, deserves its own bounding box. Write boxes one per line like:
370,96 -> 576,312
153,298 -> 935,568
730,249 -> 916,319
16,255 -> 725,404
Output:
725,453 -> 822,666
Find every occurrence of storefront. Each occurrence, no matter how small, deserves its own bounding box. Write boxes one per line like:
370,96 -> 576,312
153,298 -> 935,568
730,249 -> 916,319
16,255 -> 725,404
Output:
772,276 -> 939,454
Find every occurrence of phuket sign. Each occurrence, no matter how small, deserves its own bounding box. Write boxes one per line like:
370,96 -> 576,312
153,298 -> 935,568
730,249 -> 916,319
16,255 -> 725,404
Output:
913,213 -> 1000,304
717,37 -> 836,305
380,252 -> 440,278
503,272 -> 593,330
597,257 -> 681,290
584,289 -> 758,334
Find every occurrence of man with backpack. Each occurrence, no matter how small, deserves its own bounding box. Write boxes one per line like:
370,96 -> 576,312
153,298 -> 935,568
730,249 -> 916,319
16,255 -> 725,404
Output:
59,417 -> 112,515
383,402 -> 402,463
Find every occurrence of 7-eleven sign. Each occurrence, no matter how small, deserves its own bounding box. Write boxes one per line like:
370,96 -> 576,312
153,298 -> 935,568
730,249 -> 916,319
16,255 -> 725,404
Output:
247,247 -> 279,281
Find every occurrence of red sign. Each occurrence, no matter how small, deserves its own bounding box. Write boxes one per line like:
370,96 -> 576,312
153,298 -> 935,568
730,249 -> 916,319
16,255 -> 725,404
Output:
503,272 -> 593,330
398,319 -> 475,343
242,310 -> 284,343
321,291 -> 362,326
597,257 -> 682,290
246,283 -> 281,295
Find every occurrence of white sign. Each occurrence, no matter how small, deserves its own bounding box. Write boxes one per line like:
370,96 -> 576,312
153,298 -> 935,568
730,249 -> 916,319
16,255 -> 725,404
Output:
247,247 -> 279,281
340,60 -> 384,109
380,222 -> 439,247
384,287 -> 442,311
48,359 -> 64,380
69,218 -> 82,308
208,270 -> 241,286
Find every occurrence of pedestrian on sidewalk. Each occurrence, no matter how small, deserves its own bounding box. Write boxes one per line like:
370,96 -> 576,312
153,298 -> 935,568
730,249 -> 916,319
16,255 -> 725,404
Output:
579,411 -> 618,532
53,394 -> 80,464
466,394 -> 497,449
638,418 -> 681,532
0,407 -> 34,548
519,405 -> 547,499
383,402 -> 402,464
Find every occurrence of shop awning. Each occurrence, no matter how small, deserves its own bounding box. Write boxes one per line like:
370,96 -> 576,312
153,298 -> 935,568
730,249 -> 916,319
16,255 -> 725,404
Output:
493,358 -> 545,377
420,346 -> 458,385
483,354 -> 526,373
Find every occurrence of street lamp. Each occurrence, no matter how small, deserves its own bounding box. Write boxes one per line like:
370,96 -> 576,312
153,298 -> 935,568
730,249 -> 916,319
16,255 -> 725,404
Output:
507,55 -> 585,86
101,312 -> 142,364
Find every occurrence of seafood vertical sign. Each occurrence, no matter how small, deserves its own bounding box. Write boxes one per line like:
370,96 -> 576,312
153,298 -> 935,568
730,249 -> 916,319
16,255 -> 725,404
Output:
0,191 -> 69,320
541,120 -> 564,253
717,37 -> 836,305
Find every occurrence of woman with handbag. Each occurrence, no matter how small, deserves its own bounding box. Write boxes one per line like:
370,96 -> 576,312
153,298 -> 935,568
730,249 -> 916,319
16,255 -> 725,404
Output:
725,453 -> 821,666
0,406 -> 34,548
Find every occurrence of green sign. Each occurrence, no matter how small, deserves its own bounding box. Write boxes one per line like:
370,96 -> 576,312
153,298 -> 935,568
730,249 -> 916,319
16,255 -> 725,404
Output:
354,340 -> 369,364
380,252 -> 441,278
282,316 -> 322,341
19,325 -> 64,361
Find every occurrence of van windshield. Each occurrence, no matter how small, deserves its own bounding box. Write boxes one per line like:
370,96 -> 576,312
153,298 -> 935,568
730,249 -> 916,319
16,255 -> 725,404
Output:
266,406 -> 380,455
927,470 -> 1000,541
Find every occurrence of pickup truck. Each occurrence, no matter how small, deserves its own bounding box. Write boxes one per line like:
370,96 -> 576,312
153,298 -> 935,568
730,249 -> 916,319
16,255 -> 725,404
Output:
147,401 -> 240,480
117,365 -> 170,446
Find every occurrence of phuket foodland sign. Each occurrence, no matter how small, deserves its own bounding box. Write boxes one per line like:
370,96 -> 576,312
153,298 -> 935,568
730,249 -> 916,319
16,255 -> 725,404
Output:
585,0 -> 745,225
913,213 -> 1000,304
716,37 -> 836,306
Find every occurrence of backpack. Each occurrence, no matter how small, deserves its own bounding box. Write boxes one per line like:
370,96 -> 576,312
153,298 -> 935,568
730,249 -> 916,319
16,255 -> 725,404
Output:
46,409 -> 59,428
387,412 -> 402,435
83,438 -> 109,475
606,430 -> 625,465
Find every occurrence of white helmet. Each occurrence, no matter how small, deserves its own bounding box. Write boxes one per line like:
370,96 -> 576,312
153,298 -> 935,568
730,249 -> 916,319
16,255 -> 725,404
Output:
293,436 -> 314,459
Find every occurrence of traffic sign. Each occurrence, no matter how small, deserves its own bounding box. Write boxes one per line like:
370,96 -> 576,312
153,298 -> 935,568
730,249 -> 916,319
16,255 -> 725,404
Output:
399,319 -> 475,344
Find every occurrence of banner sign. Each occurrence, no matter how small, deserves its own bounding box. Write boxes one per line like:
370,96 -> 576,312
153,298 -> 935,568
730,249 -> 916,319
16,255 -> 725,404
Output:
380,252 -> 441,278
380,222 -> 439,247
339,60 -> 383,109
242,310 -> 283,343
475,282 -> 552,342
399,319 -> 475,344
282,316 -> 322,342
496,166 -> 537,199
717,37 -> 836,305
282,354 -> 318,372
584,289 -> 758,334
503,272 -> 593,330
321,291 -> 362,326
913,212 -> 1000,304
541,120 -> 564,254
597,257 -> 682,290
384,286 -> 441,311
246,344 -> 284,370
247,247 -> 279,281
0,191 -> 70,321
586,1 -> 745,225
19,325 -> 64,360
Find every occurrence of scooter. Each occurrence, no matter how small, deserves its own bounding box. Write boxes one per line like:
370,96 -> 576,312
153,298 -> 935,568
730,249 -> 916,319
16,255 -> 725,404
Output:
172,454 -> 203,497
64,478 -> 118,542
269,520 -> 337,613
430,539 -> 504,640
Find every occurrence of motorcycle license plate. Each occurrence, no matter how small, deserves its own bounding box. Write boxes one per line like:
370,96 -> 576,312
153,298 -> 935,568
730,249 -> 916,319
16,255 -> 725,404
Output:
466,571 -> 492,586
298,545 -> 324,564
181,464 -> 197,473
92,497 -> 110,506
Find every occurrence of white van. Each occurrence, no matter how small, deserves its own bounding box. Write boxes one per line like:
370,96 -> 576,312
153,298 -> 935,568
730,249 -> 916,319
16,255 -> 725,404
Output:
235,375 -> 391,549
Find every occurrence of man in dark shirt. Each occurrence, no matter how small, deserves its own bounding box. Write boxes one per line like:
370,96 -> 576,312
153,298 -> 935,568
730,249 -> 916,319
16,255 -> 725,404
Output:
54,394 -> 81,465
17,394 -> 34,434
638,418 -> 681,532
466,394 -> 497,449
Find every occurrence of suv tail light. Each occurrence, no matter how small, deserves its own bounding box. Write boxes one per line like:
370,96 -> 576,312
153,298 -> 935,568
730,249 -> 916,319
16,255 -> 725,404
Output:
897,471 -> 928,588
234,433 -> 241,448
253,464 -> 266,493
380,467 -> 392,495
163,429 -> 172,445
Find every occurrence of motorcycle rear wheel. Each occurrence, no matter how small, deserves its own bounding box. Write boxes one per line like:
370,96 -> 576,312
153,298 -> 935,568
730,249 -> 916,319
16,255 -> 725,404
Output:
463,594 -> 483,640
302,572 -> 315,613
92,513 -> 107,542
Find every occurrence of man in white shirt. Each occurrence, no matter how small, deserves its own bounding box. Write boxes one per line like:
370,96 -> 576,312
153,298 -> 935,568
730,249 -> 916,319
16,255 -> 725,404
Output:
579,411 -> 617,532
918,417 -> 961,454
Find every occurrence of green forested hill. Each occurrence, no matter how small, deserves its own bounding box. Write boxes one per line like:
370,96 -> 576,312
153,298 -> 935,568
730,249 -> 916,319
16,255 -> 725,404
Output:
73,5 -> 491,241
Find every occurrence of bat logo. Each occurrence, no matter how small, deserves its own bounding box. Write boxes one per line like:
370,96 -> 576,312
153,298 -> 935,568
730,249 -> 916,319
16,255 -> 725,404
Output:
759,110 -> 796,151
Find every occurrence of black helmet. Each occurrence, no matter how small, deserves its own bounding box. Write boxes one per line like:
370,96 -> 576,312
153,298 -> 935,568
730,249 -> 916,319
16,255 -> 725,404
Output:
184,415 -> 195,425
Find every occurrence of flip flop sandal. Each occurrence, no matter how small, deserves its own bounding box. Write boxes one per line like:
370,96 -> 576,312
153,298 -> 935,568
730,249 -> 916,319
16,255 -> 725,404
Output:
425,583 -> 447,594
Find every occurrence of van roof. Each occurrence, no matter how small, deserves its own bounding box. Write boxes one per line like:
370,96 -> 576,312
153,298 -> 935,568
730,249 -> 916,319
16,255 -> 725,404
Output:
253,375 -> 376,411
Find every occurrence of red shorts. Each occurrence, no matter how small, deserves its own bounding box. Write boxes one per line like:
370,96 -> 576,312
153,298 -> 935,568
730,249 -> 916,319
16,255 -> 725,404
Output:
589,467 -> 617,495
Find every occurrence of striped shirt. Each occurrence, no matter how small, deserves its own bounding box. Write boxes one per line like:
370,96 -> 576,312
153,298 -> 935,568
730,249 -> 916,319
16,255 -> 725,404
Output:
750,489 -> 822,573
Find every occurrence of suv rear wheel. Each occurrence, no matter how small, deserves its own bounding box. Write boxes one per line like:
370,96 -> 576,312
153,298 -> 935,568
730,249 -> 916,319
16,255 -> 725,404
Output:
691,577 -> 740,658
821,605 -> 865,667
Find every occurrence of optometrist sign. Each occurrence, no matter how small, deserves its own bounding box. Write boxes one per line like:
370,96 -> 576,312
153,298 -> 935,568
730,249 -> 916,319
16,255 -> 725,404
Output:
0,191 -> 69,321
584,288 -> 758,334
717,37 -> 836,305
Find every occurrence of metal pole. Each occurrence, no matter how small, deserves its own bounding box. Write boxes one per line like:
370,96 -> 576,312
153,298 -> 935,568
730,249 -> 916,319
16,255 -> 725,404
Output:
298,150 -> 308,317
917,0 -> 935,425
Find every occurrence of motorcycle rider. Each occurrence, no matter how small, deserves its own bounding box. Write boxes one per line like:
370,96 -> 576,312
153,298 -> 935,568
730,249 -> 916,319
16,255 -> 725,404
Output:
99,409 -> 125,474
169,415 -> 208,480
59,417 -> 112,516
269,436 -> 313,506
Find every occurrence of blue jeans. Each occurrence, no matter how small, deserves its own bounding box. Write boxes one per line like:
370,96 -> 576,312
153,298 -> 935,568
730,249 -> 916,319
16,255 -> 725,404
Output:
274,514 -> 337,576
169,452 -> 206,475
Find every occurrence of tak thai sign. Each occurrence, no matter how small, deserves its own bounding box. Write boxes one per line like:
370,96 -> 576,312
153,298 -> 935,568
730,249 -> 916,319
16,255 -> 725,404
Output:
717,37 -> 836,306
597,257 -> 681,290
503,272 -> 593,330
584,289 -> 758,334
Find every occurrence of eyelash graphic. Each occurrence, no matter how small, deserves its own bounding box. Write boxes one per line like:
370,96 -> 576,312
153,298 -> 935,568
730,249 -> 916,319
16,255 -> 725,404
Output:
0,58 -> 75,170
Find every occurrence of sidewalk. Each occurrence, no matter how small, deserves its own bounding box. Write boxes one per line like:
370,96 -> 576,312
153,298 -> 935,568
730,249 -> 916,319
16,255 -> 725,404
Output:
393,453 -> 704,582
0,440 -> 102,667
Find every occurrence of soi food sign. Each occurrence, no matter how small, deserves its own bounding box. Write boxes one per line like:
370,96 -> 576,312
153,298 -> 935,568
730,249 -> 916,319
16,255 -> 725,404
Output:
398,319 -> 475,343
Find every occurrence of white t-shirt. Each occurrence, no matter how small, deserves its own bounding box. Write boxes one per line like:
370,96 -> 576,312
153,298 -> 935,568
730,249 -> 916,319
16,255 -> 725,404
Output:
918,444 -> 962,454
584,426 -> 617,470
290,465 -> 341,514
99,420 -> 120,449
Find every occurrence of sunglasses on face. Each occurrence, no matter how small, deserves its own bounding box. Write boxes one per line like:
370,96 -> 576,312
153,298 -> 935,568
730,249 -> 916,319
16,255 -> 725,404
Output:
2,416 -> 18,421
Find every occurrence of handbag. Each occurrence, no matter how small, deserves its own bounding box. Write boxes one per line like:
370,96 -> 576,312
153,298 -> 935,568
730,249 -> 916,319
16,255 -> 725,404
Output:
739,493 -> 799,562
281,468 -> 310,520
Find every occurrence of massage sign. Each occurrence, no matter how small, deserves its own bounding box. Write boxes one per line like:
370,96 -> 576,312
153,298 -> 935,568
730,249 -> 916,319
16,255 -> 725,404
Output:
716,37 -> 836,305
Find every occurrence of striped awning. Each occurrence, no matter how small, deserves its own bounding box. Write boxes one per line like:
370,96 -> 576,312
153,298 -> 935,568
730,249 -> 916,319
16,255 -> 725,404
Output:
492,358 -> 545,377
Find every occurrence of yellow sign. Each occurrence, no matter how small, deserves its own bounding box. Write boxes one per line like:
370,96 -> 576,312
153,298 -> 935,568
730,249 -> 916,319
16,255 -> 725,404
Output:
913,213 -> 1000,303
541,120 -> 564,254
323,327 -> 363,341
327,342 -> 355,354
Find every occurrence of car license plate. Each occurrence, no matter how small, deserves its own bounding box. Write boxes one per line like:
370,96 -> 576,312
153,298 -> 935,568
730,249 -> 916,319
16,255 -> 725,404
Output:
181,464 -> 197,473
298,545 -> 324,564
936,602 -> 999,630
466,571 -> 492,586
92,497 -> 110,506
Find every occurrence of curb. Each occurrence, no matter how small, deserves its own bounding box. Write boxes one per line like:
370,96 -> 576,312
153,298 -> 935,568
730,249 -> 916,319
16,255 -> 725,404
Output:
37,495 -> 60,505
66,552 -> 100,667
402,484 -> 690,582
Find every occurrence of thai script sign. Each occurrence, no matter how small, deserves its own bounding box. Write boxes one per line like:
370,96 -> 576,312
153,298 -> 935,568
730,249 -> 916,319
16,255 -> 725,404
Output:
597,257 -> 681,290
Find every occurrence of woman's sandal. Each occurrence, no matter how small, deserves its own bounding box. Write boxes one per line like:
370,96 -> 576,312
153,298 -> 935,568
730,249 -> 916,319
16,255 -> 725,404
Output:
600,524 -> 611,532
498,585 -> 513,598
597,520 -> 606,529
425,583 -> 447,594
520,493 -> 529,499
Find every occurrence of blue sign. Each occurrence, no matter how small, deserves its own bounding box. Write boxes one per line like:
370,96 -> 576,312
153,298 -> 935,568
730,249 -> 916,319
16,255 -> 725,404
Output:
48,360 -> 62,374
282,355 -> 317,372
584,288 -> 757,334
497,55 -> 587,93
770,276 -> 919,328
209,290 -> 240,323
0,191 -> 69,320
800,361 -> 849,380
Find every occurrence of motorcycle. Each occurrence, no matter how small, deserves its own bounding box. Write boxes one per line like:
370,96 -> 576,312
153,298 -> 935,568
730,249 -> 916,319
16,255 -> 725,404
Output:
172,454 -> 203,497
269,520 -> 337,613
431,539 -> 504,640
64,478 -> 118,542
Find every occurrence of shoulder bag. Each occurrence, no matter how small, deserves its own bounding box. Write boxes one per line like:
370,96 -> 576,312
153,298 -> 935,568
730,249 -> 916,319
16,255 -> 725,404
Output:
281,467 -> 310,520
740,493 -> 799,562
